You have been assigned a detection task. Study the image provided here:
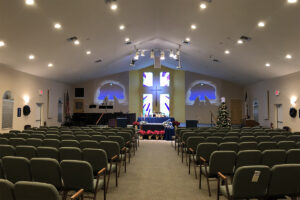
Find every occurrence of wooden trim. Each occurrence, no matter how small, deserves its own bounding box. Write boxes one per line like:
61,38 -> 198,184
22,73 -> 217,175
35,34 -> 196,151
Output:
70,189 -> 84,200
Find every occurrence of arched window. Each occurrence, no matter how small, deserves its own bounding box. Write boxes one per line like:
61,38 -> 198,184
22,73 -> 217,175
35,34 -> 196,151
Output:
186,81 -> 217,105
94,80 -> 126,105
2,91 -> 14,129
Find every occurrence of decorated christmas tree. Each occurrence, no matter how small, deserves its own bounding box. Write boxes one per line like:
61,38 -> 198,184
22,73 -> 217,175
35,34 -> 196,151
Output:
216,102 -> 232,128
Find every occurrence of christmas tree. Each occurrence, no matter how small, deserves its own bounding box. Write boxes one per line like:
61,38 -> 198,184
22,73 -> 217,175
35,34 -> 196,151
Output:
216,102 -> 232,128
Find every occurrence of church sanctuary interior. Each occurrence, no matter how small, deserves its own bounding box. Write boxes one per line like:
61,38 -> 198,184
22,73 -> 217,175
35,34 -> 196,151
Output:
1,0 -> 300,199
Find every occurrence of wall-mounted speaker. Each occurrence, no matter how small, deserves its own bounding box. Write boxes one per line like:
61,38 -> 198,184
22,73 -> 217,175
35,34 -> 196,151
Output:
75,88 -> 84,97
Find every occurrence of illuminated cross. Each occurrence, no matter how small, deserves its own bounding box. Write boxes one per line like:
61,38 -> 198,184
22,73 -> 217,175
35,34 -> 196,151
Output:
151,86 -> 162,107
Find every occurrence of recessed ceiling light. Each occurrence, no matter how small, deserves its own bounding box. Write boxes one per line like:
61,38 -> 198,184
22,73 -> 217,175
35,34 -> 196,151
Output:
125,38 -> 130,42
48,63 -> 53,67
0,41 -> 5,47
286,54 -> 292,59
225,50 -> 230,54
54,23 -> 62,29
287,0 -> 297,4
237,39 -> 244,44
110,3 -> 118,10
258,21 -> 265,27
28,54 -> 35,60
200,3 -> 207,9
119,25 -> 125,30
191,24 -> 197,30
74,40 -> 80,45
86,50 -> 91,55
185,37 -> 191,42
25,0 -> 34,5
265,63 -> 271,67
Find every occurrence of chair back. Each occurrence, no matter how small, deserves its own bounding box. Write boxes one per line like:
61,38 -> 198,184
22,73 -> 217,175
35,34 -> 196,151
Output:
0,145 -> 15,158
37,147 -> 59,160
59,147 -> 82,161
258,142 -> 277,151
286,149 -> 300,164
209,151 -> 236,176
232,165 -> 271,198
196,143 -> 218,162
239,142 -> 258,151
268,164 -> 300,198
43,139 -> 60,149
16,146 -> 37,159
98,141 -> 120,160
2,156 -> 31,183
277,141 -> 296,150
236,150 -> 262,169
14,181 -> 60,200
31,158 -> 62,189
218,142 -> 239,153
61,160 -> 95,192
0,179 -> 15,200
82,148 -> 108,175
261,150 -> 286,167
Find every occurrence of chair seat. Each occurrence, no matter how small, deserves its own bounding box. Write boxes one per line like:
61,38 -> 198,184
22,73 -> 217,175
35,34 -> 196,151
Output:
201,166 -> 210,176
220,185 -> 233,197
107,163 -> 117,173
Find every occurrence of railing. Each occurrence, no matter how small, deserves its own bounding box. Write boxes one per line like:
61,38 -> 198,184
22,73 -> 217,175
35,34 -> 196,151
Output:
96,113 -> 104,125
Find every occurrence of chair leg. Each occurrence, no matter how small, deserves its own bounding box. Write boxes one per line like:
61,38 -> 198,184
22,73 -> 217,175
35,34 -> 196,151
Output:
124,153 -> 127,173
185,152 -> 188,166
188,155 -> 191,175
199,166 -> 202,189
181,145 -> 184,163
104,173 -> 107,200
115,163 -> 118,187
106,163 -> 112,192
194,161 -> 197,179
217,178 -> 220,200
206,177 -> 211,196
62,191 -> 68,200
118,160 -> 122,177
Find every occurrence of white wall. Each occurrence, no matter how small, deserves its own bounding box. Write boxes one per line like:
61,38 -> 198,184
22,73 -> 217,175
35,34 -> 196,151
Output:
246,70 -> 300,132
0,64 -> 72,132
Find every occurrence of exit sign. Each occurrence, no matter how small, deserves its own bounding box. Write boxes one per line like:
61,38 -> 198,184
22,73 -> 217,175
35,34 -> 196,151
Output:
275,90 -> 280,96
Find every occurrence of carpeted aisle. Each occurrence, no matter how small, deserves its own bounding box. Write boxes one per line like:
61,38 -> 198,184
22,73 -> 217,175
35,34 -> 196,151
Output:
105,140 -> 216,200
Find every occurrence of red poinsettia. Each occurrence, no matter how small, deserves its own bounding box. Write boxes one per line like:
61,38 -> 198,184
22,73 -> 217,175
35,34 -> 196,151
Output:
146,130 -> 153,135
159,130 -> 165,135
153,130 -> 159,135
172,121 -> 180,127
138,130 -> 146,135
133,121 -> 140,126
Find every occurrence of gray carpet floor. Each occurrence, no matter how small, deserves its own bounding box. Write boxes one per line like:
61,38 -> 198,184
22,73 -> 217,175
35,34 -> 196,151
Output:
104,140 -> 217,200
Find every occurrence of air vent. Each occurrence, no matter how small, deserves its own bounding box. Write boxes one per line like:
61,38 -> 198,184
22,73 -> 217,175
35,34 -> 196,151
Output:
240,35 -> 252,41
95,59 -> 102,63
66,36 -> 78,42
213,59 -> 220,63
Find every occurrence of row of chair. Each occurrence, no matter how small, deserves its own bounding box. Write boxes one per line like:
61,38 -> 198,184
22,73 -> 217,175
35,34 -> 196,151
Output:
0,156 -> 108,200
191,148 -> 300,197
0,180 -> 83,200
217,164 -> 300,200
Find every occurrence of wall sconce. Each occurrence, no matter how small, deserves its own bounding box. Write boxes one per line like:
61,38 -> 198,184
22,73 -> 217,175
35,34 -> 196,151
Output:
23,95 -> 30,104
290,96 -> 297,106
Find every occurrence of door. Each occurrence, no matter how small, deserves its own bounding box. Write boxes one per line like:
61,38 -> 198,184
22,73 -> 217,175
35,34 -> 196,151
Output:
274,104 -> 283,129
230,99 -> 242,125
36,103 -> 44,127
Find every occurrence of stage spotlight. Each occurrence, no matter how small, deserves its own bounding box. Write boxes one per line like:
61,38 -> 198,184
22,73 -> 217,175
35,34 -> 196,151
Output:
130,59 -> 136,66
150,49 -> 155,59
134,50 -> 139,60
169,50 -> 175,58
160,51 -> 165,60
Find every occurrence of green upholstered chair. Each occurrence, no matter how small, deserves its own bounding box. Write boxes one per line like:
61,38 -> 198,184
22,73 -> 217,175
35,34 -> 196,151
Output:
14,181 -> 77,200
240,136 -> 256,142
16,145 -> 37,159
102,132 -> 116,137
261,149 -> 286,167
258,142 -> 277,151
200,151 -> 236,196
29,134 -> 45,140
61,134 -> 76,140
217,165 -> 271,200
17,133 -> 30,139
116,132 -> 134,161
43,139 -> 60,148
267,164 -> 300,199
205,136 -> 223,144
223,136 -> 239,143
26,138 -> 43,147
61,140 -> 80,148
256,136 -> 271,143
98,141 -> 119,191
0,145 -> 15,158
238,142 -> 258,151
108,136 -> 127,174
2,156 -> 32,183
80,140 -> 99,149
180,132 -> 199,164
37,147 -> 59,160
277,141 -> 296,150
191,143 -> 218,180
0,138 -> 9,145
235,150 -> 262,170
3,133 -> 17,139
91,135 -> 107,143
218,142 -> 239,153
226,132 -> 240,138
45,134 -> 60,140
287,135 -> 300,142
286,149 -> 300,164
61,160 -> 105,200
59,147 -> 82,161
0,179 -> 15,200
10,138 -> 26,146
76,135 -> 91,141
31,158 -> 63,190
271,135 -> 287,142
187,136 -> 205,177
